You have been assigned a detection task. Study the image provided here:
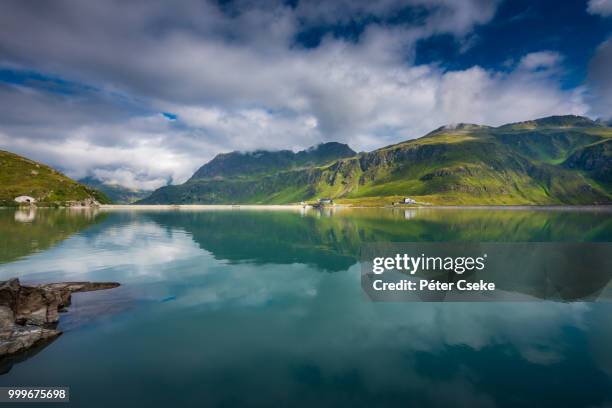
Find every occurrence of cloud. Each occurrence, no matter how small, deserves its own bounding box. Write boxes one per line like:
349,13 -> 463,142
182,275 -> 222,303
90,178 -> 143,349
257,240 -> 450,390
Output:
588,37 -> 612,119
587,0 -> 612,17
518,51 -> 563,70
0,0 -> 596,188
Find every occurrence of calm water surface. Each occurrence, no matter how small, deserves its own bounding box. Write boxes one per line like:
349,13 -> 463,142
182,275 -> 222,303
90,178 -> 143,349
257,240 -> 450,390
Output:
0,207 -> 611,407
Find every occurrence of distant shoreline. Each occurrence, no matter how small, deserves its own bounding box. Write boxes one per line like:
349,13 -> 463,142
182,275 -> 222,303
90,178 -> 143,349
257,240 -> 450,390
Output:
100,204 -> 305,210
2,204 -> 611,211
97,204 -> 612,212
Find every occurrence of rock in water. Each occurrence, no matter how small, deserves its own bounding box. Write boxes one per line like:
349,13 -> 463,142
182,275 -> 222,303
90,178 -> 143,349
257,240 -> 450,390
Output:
0,278 -> 119,358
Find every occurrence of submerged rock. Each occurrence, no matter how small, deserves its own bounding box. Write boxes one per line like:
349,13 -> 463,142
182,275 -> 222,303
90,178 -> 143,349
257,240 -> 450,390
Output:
0,278 -> 119,358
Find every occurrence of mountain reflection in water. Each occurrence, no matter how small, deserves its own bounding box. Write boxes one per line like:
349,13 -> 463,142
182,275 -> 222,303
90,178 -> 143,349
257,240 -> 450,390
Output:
0,207 -> 611,407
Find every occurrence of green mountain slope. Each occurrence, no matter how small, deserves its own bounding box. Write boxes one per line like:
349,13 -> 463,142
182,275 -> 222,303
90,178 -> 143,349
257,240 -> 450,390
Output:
0,150 -> 110,206
563,138 -> 611,183
189,141 -> 356,180
79,176 -> 152,204
139,115 -> 612,205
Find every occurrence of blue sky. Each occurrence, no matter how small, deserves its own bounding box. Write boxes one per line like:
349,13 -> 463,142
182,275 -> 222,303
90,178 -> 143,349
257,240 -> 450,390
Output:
0,0 -> 610,189
415,0 -> 610,85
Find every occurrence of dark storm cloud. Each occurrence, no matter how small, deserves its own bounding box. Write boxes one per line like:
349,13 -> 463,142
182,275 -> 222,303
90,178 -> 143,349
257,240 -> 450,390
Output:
588,37 -> 612,118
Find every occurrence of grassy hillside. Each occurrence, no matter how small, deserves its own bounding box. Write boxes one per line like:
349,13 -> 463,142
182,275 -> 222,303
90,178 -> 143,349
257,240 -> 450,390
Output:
0,150 -> 110,206
139,115 -> 612,206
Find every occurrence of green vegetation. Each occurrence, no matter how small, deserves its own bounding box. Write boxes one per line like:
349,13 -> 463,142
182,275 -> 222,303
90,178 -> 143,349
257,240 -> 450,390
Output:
188,141 -> 356,180
0,150 -> 110,206
140,115 -> 612,206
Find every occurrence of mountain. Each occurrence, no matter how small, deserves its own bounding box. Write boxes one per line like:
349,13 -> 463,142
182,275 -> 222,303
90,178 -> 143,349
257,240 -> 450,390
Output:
79,177 -> 152,204
189,142 -> 356,180
138,115 -> 612,205
563,139 -> 611,183
497,115 -> 600,129
0,150 -> 110,206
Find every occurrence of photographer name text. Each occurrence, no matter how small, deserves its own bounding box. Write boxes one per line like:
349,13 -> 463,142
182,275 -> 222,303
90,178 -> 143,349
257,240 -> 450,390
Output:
370,253 -> 495,292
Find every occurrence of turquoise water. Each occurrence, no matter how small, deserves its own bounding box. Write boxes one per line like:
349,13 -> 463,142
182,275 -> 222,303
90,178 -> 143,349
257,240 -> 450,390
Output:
0,207 -> 611,407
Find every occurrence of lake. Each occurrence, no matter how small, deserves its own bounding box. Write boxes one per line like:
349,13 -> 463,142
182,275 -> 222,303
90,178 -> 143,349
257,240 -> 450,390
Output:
1,207 -> 611,407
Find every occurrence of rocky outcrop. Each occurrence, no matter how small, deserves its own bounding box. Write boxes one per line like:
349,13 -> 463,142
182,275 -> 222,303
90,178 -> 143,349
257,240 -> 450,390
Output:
0,278 -> 119,358
64,197 -> 102,207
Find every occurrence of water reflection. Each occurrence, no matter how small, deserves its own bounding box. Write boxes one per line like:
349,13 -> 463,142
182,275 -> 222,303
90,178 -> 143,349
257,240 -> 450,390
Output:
0,208 -> 611,406
143,208 -> 612,269
14,207 -> 36,223
0,208 -> 107,265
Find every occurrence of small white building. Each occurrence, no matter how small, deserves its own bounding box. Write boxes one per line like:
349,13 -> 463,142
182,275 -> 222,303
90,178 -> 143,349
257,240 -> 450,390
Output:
403,197 -> 417,204
318,198 -> 333,205
14,195 -> 36,204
